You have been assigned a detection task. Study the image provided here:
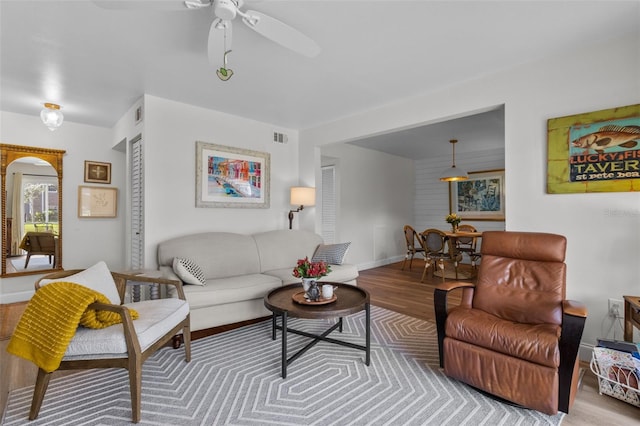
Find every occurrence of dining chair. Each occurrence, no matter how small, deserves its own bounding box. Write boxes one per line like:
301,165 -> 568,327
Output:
401,225 -> 425,271
455,224 -> 482,268
420,229 -> 461,283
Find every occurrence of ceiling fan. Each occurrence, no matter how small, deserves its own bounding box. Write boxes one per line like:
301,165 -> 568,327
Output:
95,0 -> 321,80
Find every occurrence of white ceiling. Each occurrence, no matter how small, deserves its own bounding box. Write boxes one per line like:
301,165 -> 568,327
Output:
1,1 -> 638,158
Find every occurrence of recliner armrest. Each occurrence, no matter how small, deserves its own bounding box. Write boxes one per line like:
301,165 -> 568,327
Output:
434,282 -> 476,368
435,281 -> 475,292
558,299 -> 587,413
562,300 -> 587,318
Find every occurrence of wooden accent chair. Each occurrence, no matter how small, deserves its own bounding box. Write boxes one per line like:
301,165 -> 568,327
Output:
420,228 -> 461,282
434,231 -> 587,415
401,225 -> 425,270
28,262 -> 191,423
20,232 -> 57,268
455,224 -> 481,268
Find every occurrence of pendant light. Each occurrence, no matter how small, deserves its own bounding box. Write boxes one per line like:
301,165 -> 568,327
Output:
40,103 -> 64,131
439,139 -> 468,182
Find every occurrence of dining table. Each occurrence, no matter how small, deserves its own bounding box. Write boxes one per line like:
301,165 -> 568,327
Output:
435,230 -> 483,279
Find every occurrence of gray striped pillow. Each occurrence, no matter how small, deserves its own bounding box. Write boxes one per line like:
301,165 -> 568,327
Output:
312,242 -> 351,265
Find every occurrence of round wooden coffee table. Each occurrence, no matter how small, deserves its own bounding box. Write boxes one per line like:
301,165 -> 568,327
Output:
264,282 -> 371,378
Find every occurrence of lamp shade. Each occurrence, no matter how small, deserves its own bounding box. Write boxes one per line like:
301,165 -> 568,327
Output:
439,139 -> 468,182
290,187 -> 315,206
439,166 -> 469,181
40,103 -> 64,131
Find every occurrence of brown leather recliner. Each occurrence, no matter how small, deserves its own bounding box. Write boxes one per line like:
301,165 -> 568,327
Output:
434,231 -> 587,415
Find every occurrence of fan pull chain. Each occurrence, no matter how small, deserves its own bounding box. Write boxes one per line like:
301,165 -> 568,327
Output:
217,25 -> 234,81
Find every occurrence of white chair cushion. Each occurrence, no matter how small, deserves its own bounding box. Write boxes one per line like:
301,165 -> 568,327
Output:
39,261 -> 121,305
62,298 -> 189,359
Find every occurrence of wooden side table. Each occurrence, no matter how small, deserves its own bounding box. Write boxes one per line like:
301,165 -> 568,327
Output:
623,295 -> 640,342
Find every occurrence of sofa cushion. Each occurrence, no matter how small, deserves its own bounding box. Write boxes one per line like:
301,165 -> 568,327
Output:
173,257 -> 206,286
312,242 -> 351,265
39,261 -> 121,305
253,230 -> 323,272
63,298 -> 189,359
181,274 -> 282,309
445,307 -> 561,368
158,232 -> 261,279
264,263 -> 359,286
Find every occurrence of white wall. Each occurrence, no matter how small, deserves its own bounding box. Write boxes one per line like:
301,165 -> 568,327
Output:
141,95 -> 300,269
0,111 -> 126,301
320,143 -> 414,268
300,32 -> 640,354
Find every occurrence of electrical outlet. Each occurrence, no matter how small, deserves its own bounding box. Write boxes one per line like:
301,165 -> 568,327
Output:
608,298 -> 624,318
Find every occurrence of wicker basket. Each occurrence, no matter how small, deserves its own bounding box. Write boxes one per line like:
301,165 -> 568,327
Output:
590,352 -> 640,407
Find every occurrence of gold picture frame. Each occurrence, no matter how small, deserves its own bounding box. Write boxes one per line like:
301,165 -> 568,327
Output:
84,160 -> 111,184
78,186 -> 118,218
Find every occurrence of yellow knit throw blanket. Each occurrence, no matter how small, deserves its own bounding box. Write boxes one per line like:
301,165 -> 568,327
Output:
7,281 -> 139,373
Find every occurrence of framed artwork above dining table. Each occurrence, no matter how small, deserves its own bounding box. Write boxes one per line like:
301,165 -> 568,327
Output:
449,169 -> 505,221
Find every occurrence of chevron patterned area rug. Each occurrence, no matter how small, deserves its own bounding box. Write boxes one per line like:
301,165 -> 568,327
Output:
2,306 -> 564,425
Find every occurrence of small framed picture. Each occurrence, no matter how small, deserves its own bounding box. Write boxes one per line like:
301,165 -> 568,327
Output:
84,160 -> 111,184
78,186 -> 118,218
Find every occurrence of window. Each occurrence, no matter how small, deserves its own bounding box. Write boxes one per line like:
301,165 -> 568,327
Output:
22,174 -> 58,233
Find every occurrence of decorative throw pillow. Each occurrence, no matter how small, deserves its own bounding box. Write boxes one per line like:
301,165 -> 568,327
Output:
312,242 -> 351,265
173,257 -> 206,286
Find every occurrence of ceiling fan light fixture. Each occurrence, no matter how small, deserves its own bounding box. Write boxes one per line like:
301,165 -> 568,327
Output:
40,103 -> 64,131
440,139 -> 468,182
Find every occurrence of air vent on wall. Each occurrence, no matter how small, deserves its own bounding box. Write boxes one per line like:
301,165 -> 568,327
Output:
273,131 -> 288,144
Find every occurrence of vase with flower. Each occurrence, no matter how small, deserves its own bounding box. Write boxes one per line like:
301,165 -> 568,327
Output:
445,213 -> 462,233
292,257 -> 332,301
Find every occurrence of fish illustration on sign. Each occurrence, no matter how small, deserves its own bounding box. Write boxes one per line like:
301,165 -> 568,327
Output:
571,125 -> 640,153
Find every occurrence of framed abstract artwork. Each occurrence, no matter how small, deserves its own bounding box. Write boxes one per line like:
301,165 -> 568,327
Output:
78,186 -> 118,218
547,103 -> 640,193
195,141 -> 270,208
449,169 -> 505,221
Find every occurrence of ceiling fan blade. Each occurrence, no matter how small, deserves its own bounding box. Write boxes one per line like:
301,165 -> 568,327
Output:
93,0 -> 209,11
208,19 -> 233,65
242,10 -> 320,58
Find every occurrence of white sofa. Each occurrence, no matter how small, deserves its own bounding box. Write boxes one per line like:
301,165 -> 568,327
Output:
157,230 -> 358,332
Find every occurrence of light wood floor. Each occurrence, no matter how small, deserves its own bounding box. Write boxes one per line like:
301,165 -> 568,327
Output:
356,261 -> 640,425
1,260 -> 638,423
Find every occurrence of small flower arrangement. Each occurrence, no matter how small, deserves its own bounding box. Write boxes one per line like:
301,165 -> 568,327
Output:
445,213 -> 462,226
292,257 -> 332,279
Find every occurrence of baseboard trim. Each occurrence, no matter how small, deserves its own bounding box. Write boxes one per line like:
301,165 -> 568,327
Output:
357,256 -> 405,271
0,290 -> 34,304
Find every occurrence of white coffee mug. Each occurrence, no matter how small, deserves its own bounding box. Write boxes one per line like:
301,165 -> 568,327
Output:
322,284 -> 334,299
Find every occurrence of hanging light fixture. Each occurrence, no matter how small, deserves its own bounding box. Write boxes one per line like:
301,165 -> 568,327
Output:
40,103 -> 64,131
439,139 -> 468,182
